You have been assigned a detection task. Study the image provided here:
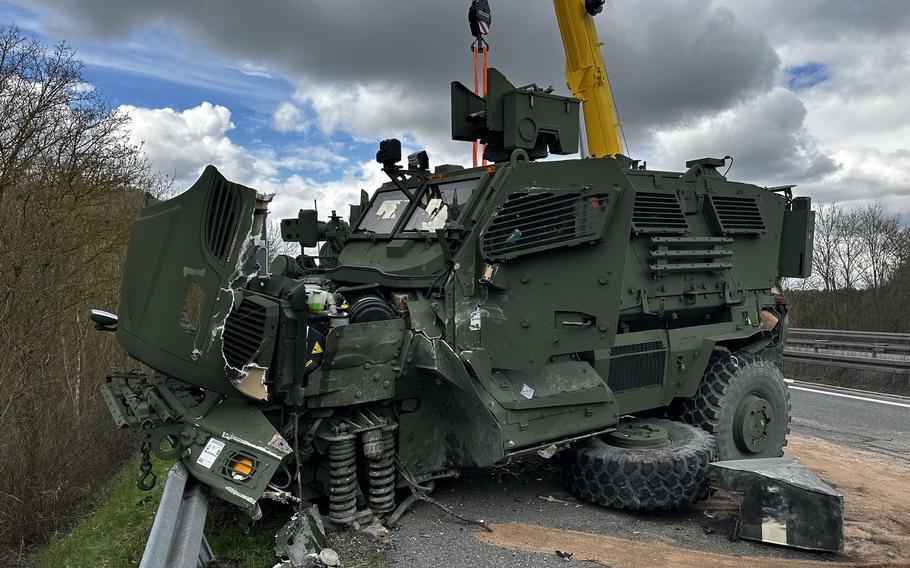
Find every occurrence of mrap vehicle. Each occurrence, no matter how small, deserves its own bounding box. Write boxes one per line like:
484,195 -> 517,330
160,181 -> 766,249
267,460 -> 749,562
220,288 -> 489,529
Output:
96,0 -> 814,526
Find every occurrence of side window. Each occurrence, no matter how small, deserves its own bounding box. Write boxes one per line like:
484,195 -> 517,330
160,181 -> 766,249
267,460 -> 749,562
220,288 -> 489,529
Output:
404,179 -> 478,231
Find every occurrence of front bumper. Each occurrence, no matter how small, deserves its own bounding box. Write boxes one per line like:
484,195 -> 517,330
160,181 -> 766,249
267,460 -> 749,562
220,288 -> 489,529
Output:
102,372 -> 292,511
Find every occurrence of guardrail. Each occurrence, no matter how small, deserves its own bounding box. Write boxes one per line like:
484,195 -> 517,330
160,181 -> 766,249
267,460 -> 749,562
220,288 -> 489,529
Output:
140,461 -> 214,568
784,328 -> 910,375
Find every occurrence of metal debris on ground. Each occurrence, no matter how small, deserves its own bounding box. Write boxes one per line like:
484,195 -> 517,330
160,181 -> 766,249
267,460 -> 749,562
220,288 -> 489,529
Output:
538,494 -> 572,505
274,505 -> 329,567
314,549 -> 341,567
707,456 -> 844,553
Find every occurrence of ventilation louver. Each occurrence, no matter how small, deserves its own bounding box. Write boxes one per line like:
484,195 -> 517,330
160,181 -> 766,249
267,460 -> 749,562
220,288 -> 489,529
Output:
204,177 -> 242,263
707,195 -> 766,235
632,191 -> 688,234
222,299 -> 267,369
481,191 -> 610,260
607,341 -> 665,391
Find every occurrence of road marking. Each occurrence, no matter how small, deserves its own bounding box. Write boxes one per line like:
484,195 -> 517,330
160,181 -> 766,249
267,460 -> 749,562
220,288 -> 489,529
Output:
789,385 -> 910,409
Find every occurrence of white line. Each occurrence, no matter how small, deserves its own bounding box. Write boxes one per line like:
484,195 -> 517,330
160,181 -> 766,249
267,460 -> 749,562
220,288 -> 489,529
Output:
789,385 -> 910,409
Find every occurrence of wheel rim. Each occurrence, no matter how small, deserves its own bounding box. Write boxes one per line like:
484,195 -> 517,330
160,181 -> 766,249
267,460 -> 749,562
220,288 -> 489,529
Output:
605,423 -> 671,449
733,394 -> 773,453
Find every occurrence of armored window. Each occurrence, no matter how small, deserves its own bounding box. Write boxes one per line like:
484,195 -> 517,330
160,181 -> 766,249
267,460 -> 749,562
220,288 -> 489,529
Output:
355,190 -> 410,234
403,178 -> 478,231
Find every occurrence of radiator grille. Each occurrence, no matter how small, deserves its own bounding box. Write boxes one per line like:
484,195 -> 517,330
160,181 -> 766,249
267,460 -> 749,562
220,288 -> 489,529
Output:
607,341 -> 665,391
481,192 -> 609,260
204,177 -> 241,263
707,195 -> 765,235
222,299 -> 267,369
632,192 -> 688,234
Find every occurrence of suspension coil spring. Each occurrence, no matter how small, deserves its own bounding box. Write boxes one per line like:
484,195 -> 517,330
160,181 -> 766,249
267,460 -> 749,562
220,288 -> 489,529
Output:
367,424 -> 398,514
327,432 -> 358,524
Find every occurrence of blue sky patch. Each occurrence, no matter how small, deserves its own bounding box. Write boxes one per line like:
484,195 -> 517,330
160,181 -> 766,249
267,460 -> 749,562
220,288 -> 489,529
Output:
1,0 -> 377,187
785,62 -> 830,91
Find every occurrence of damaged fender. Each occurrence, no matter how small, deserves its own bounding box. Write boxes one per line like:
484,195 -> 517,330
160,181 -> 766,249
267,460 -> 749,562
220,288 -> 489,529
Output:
116,166 -> 262,395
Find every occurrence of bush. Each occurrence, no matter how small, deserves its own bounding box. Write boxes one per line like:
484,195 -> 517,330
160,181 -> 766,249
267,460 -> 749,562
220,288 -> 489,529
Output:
0,27 -> 161,563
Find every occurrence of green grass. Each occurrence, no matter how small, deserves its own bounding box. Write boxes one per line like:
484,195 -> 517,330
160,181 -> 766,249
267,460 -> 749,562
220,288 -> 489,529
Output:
34,458 -> 171,568
32,459 -> 290,568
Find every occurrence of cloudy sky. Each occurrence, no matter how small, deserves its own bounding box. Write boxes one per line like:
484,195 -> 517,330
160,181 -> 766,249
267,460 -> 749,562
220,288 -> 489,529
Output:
3,0 -> 909,222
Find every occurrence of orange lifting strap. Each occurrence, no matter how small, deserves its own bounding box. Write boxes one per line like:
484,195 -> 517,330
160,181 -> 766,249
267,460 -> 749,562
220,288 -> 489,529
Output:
471,40 -> 489,167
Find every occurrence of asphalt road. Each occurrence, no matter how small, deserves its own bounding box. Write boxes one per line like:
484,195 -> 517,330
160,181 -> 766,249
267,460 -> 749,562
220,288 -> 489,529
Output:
787,380 -> 910,466
328,381 -> 910,567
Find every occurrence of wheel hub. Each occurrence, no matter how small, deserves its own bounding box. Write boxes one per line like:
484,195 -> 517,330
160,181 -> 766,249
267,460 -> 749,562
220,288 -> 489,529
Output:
605,423 -> 671,449
733,394 -> 773,453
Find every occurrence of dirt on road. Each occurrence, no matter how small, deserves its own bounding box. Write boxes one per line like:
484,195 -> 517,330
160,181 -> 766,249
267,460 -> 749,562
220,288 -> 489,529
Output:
477,434 -> 910,567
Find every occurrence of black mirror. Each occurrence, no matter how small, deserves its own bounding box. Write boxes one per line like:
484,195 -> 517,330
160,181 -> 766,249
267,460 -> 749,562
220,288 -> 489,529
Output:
298,209 -> 320,247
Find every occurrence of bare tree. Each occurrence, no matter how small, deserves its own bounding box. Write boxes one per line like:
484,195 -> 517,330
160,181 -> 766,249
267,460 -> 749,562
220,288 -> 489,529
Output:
266,219 -> 300,263
831,208 -> 864,289
855,202 -> 901,289
812,202 -> 841,291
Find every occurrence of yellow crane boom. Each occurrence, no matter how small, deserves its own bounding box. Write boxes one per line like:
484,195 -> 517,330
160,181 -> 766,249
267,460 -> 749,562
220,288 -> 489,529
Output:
552,0 -> 624,158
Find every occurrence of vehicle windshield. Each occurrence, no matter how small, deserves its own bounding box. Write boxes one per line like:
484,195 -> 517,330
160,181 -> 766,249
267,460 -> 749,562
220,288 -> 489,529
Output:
403,179 -> 477,231
356,190 -> 410,233
355,178 -> 478,234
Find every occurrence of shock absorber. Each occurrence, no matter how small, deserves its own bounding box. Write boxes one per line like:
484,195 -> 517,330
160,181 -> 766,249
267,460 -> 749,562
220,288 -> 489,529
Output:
327,427 -> 358,524
364,424 -> 397,514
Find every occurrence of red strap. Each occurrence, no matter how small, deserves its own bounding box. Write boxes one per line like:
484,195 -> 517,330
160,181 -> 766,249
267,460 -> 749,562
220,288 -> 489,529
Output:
481,46 -> 488,166
472,43 -> 480,168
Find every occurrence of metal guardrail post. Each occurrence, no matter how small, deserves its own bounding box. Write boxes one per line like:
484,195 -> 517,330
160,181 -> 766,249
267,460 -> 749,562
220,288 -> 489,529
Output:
140,461 -> 213,568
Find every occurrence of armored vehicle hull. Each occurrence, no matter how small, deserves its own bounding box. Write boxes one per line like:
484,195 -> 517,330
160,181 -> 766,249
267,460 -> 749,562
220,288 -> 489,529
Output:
101,69 -> 813,522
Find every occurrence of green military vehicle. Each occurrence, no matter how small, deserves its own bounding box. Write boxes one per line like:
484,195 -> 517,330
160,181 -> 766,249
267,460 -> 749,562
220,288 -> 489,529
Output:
98,65 -> 813,524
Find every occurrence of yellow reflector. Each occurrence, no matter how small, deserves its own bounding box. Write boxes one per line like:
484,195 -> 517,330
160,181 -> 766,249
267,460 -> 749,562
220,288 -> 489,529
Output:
231,457 -> 254,479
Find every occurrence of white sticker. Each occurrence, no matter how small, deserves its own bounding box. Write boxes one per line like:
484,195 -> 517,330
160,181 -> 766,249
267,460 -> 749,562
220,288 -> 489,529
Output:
761,519 -> 789,545
197,437 -> 225,469
520,383 -> 535,399
470,308 -> 482,331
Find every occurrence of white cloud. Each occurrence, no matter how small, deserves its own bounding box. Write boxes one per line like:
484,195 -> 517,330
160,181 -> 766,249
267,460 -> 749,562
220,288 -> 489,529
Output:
120,101 -> 373,224
649,87 -> 837,188
268,160 -> 387,222
21,0 -> 910,216
119,102 -> 264,182
272,101 -> 308,133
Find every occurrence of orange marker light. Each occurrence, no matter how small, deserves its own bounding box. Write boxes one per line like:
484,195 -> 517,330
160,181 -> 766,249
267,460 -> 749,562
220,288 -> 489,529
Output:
231,457 -> 254,480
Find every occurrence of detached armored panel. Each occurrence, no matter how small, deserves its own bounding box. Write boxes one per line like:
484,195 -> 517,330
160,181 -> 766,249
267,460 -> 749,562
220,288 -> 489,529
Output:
708,457 -> 843,553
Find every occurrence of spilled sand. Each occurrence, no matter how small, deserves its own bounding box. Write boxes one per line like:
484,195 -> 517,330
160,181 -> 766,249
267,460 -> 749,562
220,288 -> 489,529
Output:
477,435 -> 910,567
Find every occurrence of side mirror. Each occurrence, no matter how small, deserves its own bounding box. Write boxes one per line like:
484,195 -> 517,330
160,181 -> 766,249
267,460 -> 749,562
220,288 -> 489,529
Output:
298,209 -> 321,247
90,309 -> 118,332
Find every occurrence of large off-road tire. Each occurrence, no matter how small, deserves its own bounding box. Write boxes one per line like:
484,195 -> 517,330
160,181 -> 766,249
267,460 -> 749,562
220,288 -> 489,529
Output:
563,419 -> 715,511
673,351 -> 791,461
